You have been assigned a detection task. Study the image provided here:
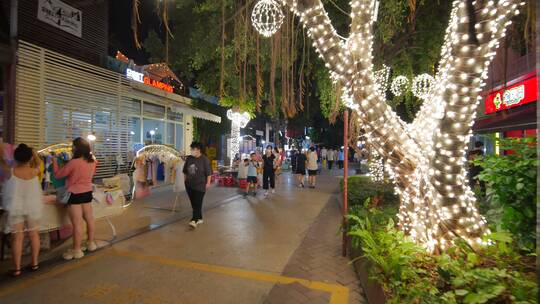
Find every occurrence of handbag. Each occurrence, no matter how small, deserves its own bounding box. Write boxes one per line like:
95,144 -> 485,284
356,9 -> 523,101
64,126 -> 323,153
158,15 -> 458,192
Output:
56,186 -> 71,204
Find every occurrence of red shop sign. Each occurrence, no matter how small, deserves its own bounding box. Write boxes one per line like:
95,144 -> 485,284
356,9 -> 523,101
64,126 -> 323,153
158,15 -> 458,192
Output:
485,74 -> 537,114
143,76 -> 173,93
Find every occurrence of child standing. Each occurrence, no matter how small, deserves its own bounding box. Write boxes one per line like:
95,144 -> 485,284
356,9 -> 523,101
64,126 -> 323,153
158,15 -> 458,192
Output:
3,144 -> 43,276
246,153 -> 259,196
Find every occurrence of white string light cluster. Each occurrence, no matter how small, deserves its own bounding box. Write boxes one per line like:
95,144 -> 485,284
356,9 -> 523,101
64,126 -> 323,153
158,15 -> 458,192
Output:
390,75 -> 409,97
251,0 -> 285,37
411,73 -> 435,99
275,0 -> 522,252
227,110 -> 251,166
373,64 -> 390,97
368,150 -> 384,182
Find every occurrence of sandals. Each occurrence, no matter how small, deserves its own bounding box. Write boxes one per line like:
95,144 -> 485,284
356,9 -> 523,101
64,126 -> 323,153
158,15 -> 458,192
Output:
10,269 -> 22,277
29,264 -> 40,272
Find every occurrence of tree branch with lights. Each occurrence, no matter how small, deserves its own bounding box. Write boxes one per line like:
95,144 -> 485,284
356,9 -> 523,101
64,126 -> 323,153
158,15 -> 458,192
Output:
264,0 -> 524,251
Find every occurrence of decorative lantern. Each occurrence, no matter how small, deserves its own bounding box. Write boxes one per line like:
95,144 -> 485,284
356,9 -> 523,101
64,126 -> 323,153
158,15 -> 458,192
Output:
227,110 -> 251,166
411,73 -> 435,100
251,0 -> 284,38
390,75 -> 409,97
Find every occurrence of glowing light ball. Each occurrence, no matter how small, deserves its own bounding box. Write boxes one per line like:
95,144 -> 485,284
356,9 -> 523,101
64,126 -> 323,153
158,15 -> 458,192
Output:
412,73 -> 435,100
251,0 -> 284,38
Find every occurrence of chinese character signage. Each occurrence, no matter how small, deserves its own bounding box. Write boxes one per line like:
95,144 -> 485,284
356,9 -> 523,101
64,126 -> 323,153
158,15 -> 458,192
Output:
485,74 -> 537,114
37,0 -> 82,38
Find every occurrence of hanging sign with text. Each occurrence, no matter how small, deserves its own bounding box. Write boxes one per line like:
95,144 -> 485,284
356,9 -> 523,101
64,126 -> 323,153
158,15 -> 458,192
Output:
37,0 -> 82,38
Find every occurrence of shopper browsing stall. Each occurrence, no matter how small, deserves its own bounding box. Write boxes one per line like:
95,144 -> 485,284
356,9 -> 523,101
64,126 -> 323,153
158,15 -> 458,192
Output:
183,142 -> 212,229
3,144 -> 43,276
53,138 -> 97,260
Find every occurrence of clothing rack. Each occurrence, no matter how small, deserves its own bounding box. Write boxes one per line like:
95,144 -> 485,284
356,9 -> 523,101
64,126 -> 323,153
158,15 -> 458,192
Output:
132,144 -> 185,213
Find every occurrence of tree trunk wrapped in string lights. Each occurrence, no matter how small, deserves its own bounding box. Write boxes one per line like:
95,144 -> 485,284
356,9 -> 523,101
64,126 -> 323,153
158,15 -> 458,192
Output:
275,0 -> 523,251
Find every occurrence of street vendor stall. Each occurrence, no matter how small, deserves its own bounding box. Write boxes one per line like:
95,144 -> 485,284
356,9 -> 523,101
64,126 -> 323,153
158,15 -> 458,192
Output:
0,143 -> 129,260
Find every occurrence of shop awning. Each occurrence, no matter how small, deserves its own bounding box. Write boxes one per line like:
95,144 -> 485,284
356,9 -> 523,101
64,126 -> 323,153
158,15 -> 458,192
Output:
472,103 -> 537,133
171,104 -> 222,123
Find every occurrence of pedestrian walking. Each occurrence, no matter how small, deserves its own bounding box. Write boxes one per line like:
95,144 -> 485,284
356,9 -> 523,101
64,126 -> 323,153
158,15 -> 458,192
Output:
295,149 -> 307,187
53,137 -> 97,260
338,148 -> 344,169
4,144 -> 43,276
262,146 -> 276,196
321,146 -> 328,170
307,146 -> 318,188
183,142 -> 212,229
290,150 -> 298,173
467,141 -> 486,193
246,153 -> 259,196
327,148 -> 334,169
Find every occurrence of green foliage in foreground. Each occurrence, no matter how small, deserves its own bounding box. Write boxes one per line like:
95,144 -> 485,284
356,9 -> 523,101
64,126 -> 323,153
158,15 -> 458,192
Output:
348,201 -> 537,304
343,175 -> 399,207
473,136 -> 537,250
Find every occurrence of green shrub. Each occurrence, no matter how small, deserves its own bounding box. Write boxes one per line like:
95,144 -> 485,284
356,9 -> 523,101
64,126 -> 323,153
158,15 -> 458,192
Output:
343,175 -> 399,207
348,205 -> 537,304
473,136 -> 537,250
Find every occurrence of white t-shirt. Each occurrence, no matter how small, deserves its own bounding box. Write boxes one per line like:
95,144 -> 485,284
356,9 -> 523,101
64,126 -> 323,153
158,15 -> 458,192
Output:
321,149 -> 327,159
307,151 -> 318,170
327,150 -> 334,161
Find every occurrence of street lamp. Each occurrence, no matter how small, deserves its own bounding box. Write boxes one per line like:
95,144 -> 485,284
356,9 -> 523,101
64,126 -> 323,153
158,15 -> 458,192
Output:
149,130 -> 156,144
227,109 -> 250,167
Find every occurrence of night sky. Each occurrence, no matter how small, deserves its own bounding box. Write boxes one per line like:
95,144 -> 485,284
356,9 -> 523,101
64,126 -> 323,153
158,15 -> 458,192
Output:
108,0 -> 162,65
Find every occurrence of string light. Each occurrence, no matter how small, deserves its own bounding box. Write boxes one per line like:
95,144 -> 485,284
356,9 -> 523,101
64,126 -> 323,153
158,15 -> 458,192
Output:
373,64 -> 391,97
390,75 -> 409,97
227,110 -> 251,166
251,0 -> 285,37
411,73 -> 435,100
274,0 -> 521,252
368,150 -> 384,182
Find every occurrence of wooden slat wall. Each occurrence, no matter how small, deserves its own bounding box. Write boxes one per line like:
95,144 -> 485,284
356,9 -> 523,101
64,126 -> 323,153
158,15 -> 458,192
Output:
17,0 -> 108,66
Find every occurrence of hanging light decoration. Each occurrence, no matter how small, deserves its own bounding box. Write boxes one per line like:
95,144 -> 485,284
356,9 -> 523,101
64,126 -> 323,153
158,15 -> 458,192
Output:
411,73 -> 435,100
251,0 -> 285,37
390,75 -> 409,97
373,65 -> 391,97
227,110 -> 251,166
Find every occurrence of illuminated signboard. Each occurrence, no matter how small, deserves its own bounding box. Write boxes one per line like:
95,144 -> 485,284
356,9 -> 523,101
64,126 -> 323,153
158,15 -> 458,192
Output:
126,68 -> 174,93
485,75 -> 537,114
143,77 -> 173,93
126,68 -> 144,83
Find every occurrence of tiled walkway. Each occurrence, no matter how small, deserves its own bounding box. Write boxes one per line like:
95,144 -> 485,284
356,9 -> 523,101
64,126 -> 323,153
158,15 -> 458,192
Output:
0,170 -> 365,303
265,196 -> 366,304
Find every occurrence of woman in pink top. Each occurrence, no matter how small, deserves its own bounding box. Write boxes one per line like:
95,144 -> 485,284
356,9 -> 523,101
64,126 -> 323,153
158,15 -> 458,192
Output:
53,137 -> 97,260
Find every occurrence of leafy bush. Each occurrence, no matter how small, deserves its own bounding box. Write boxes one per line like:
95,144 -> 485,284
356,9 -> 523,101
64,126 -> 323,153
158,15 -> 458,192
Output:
473,136 -> 537,250
343,175 -> 399,207
348,204 -> 537,304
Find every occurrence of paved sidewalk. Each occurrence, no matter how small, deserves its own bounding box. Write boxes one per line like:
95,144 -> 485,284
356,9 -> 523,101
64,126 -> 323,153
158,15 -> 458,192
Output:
264,196 -> 365,304
0,170 -> 365,303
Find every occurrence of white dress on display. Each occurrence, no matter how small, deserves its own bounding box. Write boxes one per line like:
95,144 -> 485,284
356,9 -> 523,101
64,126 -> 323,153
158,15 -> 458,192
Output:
173,159 -> 185,193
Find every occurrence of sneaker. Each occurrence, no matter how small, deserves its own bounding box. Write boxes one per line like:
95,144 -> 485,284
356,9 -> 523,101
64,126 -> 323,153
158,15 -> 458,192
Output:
264,191 -> 269,196
63,249 -> 84,260
189,220 -> 197,228
86,241 -> 98,252
196,219 -> 204,225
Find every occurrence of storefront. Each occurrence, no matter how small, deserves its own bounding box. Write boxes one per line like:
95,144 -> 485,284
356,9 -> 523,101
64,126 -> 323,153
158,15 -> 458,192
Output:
472,71 -> 537,153
14,41 -> 220,179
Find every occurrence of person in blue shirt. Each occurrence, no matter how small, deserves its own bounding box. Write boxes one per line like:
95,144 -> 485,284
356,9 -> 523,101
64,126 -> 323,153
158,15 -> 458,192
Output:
338,148 -> 345,169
